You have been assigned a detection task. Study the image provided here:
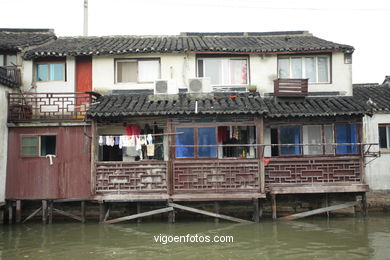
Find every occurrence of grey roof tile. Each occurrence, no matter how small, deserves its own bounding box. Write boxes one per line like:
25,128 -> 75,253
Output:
0,28 -> 56,51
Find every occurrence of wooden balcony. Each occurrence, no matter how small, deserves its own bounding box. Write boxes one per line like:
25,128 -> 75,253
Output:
265,156 -> 368,194
0,66 -> 21,88
274,78 -> 308,97
8,92 -> 98,122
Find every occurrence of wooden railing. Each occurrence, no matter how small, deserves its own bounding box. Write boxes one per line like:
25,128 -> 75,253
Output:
95,161 -> 168,194
274,78 -> 308,97
8,92 -> 98,122
0,66 -> 21,88
265,156 -> 361,185
173,159 -> 261,193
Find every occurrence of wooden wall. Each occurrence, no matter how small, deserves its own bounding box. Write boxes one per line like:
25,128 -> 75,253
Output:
6,126 -> 91,199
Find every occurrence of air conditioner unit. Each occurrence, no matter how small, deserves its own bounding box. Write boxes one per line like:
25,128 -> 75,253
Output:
154,79 -> 178,94
188,77 -> 212,93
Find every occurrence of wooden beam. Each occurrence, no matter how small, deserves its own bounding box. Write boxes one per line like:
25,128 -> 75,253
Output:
15,200 -> 21,223
104,207 -> 110,222
271,194 -> 277,220
214,202 -> 220,224
105,207 -> 174,224
8,201 -> 13,224
42,200 -> 48,224
81,201 -> 86,223
279,201 -> 359,221
53,208 -> 82,222
136,202 -> 141,223
253,199 -> 259,223
49,200 -> 53,224
361,192 -> 368,217
23,207 -> 42,223
99,202 -> 105,223
168,203 -> 252,224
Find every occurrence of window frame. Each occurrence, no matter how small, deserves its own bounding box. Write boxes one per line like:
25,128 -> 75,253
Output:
277,54 -> 331,84
34,60 -> 66,82
20,134 -> 57,158
0,53 -> 17,66
378,124 -> 390,150
196,56 -> 250,87
115,58 -> 161,84
269,122 -> 360,157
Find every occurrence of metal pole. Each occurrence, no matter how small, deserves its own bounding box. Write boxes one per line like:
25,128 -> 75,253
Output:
83,0 -> 88,36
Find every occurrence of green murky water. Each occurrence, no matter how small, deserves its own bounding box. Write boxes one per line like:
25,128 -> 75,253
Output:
1,214 -> 390,259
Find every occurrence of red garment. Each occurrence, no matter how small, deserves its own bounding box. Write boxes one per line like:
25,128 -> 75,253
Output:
126,125 -> 141,136
217,126 -> 228,143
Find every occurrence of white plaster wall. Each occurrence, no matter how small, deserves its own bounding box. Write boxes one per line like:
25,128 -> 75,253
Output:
249,52 -> 352,96
363,114 -> 390,190
0,85 -> 9,203
21,57 -> 76,93
93,53 -> 196,93
92,52 -> 351,96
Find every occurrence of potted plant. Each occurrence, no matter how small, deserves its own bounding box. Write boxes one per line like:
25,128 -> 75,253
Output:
247,84 -> 257,93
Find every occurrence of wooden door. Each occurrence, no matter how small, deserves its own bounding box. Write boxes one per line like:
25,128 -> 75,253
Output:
76,56 -> 92,92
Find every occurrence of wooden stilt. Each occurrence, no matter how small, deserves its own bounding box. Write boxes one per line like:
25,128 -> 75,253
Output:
168,209 -> 175,223
106,207 -> 174,224
8,201 -> 13,224
253,199 -> 260,223
214,202 -> 220,224
99,202 -> 105,223
49,200 -> 53,224
259,199 -> 263,218
271,195 -> 277,220
362,192 -> 368,217
81,201 -> 86,223
15,200 -> 21,223
168,203 -> 252,224
104,204 -> 110,222
325,194 -> 330,219
42,200 -> 48,224
136,202 -> 142,223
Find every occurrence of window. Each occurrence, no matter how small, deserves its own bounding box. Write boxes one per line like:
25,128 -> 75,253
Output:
270,123 -> 357,156
116,59 -> 160,83
0,54 -> 17,66
278,55 -> 330,83
335,124 -> 358,154
379,125 -> 390,149
280,126 -> 301,155
36,62 -> 65,81
21,135 -> 56,156
197,57 -> 248,86
175,127 -> 217,158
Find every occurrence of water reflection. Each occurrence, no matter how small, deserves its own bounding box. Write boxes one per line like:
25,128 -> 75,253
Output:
1,214 -> 390,259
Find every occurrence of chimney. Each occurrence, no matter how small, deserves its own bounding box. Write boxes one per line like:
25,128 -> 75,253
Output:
383,76 -> 390,88
83,0 -> 88,36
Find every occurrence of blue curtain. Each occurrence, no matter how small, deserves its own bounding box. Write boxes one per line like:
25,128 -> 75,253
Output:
280,126 -> 302,155
336,124 -> 358,154
198,127 -> 217,157
176,128 -> 194,158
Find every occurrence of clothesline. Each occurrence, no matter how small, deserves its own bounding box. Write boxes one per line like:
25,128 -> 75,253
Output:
98,132 -> 183,138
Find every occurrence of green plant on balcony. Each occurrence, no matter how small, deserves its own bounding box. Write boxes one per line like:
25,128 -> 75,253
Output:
247,84 -> 257,93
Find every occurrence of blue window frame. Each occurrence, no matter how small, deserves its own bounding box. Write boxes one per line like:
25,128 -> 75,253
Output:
198,127 -> 217,157
175,128 -> 194,158
335,124 -> 358,154
280,125 -> 302,155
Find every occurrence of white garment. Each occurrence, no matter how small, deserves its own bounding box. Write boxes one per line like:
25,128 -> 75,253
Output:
146,134 -> 153,145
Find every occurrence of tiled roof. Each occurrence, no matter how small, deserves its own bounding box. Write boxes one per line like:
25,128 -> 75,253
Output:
264,96 -> 369,118
87,93 -> 368,119
353,85 -> 390,113
24,31 -> 353,59
0,28 -> 56,51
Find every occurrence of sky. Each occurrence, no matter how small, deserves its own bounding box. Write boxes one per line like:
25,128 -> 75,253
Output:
1,0 -> 389,84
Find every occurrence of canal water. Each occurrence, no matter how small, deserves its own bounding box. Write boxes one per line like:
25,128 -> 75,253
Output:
1,213 -> 390,260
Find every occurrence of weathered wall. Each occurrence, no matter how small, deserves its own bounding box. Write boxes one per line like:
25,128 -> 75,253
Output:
363,114 -> 390,190
0,85 -> 9,203
21,57 -> 76,93
6,126 -> 91,199
91,51 -> 352,95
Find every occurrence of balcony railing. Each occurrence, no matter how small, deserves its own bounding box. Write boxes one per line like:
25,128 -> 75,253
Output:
274,78 -> 308,97
8,92 -> 98,122
0,66 -> 21,88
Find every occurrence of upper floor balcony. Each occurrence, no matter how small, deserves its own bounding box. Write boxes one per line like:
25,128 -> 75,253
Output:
0,66 -> 21,88
8,92 -> 99,123
274,78 -> 308,97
